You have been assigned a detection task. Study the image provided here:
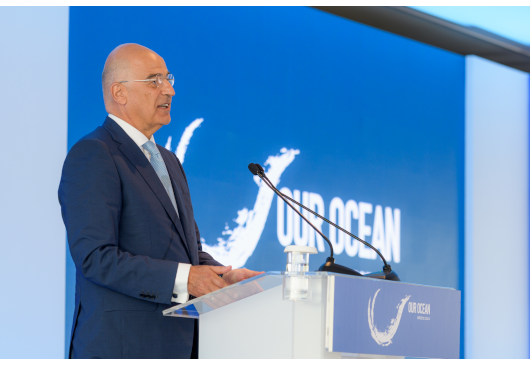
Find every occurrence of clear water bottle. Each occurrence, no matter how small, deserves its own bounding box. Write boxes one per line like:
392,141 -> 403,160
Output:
283,246 -> 317,301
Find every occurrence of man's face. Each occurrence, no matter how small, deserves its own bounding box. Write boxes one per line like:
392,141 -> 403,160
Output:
124,52 -> 175,132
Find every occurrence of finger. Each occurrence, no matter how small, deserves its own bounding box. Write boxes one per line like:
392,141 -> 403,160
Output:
211,265 -> 232,275
194,279 -> 216,297
241,268 -> 264,276
197,281 -> 214,297
207,282 -> 223,295
201,274 -> 227,294
239,269 -> 261,280
211,275 -> 228,289
194,283 -> 210,298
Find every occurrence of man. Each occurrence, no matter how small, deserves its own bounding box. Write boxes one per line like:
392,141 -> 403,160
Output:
59,43 -> 262,359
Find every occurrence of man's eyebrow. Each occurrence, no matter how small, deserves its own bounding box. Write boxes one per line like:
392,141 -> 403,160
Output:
145,71 -> 170,79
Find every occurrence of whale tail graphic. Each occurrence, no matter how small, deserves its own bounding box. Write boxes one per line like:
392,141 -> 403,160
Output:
165,118 -> 204,164
368,289 -> 411,346
202,147 -> 300,268
167,119 -> 299,268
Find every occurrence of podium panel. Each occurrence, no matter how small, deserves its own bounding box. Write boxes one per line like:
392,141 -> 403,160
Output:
163,272 -> 460,359
327,275 -> 461,358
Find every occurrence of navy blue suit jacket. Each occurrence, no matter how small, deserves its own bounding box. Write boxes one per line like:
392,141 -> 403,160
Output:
59,117 -> 221,359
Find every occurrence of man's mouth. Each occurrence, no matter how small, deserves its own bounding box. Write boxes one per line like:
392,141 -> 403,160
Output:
158,103 -> 170,109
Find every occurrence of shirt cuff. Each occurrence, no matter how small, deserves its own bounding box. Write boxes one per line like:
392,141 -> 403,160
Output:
171,263 -> 192,304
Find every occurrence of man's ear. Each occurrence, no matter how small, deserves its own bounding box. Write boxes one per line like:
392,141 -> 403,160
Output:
110,82 -> 127,105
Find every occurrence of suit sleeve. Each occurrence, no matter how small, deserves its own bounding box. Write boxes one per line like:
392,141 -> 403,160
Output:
59,139 -> 179,305
172,153 -> 223,267
195,221 -> 223,266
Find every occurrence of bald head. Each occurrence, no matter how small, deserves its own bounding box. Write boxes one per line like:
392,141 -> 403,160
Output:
101,43 -> 175,138
102,43 -> 162,109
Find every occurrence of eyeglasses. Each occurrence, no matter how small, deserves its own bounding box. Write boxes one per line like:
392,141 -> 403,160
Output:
119,73 -> 174,87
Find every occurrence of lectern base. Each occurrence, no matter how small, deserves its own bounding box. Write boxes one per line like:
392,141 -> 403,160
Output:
341,353 -> 405,359
199,282 -> 338,358
163,272 -> 460,359
198,278 -> 405,359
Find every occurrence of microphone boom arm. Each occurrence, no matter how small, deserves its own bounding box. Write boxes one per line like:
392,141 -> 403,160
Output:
256,171 -> 335,258
248,162 -> 398,280
278,188 -> 389,267
255,164 -> 391,271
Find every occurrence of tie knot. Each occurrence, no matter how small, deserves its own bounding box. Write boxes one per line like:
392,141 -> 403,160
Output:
142,141 -> 159,157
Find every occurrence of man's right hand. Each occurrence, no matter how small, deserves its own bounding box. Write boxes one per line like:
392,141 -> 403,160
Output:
187,265 -> 232,298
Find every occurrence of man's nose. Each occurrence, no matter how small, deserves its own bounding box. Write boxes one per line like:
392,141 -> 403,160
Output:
161,79 -> 175,96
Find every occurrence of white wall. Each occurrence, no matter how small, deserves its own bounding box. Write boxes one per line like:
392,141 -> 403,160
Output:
0,7 -> 69,358
465,55 -> 529,358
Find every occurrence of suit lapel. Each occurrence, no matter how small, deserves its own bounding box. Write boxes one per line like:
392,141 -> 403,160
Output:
103,118 -> 188,250
161,149 -> 199,265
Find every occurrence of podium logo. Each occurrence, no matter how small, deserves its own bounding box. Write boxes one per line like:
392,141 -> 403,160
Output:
368,289 -> 411,346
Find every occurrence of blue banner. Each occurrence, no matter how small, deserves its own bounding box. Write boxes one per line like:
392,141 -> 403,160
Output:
67,6 -> 465,353
68,6 -> 464,285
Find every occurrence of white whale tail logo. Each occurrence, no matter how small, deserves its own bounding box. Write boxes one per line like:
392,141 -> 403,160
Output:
165,118 -> 204,164
166,119 -> 299,268
368,289 -> 411,346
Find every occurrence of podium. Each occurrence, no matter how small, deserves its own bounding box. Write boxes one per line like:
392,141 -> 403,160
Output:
163,272 -> 461,359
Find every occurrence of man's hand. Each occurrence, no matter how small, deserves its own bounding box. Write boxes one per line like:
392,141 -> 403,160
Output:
222,268 -> 265,286
187,265 -> 232,298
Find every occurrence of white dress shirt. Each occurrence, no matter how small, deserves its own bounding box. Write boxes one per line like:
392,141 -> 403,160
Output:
109,114 -> 191,304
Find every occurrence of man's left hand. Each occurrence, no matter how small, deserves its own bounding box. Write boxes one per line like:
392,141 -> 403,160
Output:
222,268 -> 264,285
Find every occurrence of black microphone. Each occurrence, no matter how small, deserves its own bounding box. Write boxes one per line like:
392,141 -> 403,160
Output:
248,163 -> 261,176
254,163 -> 399,281
248,163 -> 362,277
255,163 -> 399,281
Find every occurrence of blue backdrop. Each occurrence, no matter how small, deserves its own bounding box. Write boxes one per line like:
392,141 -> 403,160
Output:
67,6 -> 465,355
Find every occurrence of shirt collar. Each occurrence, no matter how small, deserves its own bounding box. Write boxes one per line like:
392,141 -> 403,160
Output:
108,114 -> 155,150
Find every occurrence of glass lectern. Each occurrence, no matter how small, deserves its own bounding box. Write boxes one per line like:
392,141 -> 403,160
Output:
163,272 -> 461,359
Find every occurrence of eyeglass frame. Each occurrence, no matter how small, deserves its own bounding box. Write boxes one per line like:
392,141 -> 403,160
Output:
118,73 -> 175,87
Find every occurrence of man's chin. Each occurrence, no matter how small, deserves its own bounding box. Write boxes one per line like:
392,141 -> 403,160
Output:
156,115 -> 172,126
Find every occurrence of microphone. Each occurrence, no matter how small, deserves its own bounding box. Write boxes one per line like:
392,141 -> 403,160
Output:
254,163 -> 399,281
256,163 -> 399,281
249,163 -> 400,281
248,163 -> 261,176
248,163 -> 362,277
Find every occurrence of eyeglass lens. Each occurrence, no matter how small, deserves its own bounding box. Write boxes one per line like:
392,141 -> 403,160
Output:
157,74 -> 174,86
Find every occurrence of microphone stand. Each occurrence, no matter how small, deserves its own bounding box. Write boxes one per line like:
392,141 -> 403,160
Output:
250,163 -> 399,281
249,163 -> 362,276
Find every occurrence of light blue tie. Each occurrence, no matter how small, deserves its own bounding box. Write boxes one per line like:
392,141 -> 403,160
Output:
142,141 -> 179,217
